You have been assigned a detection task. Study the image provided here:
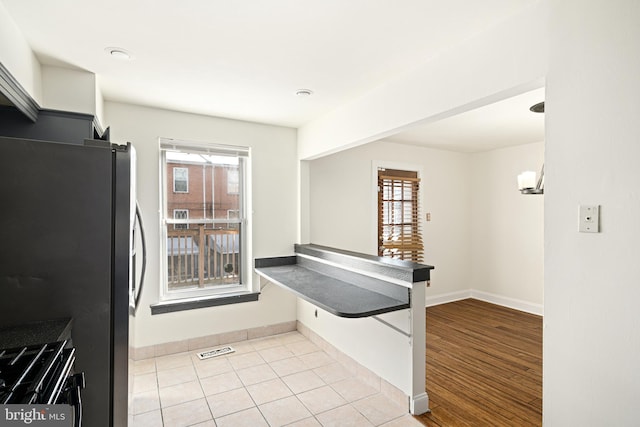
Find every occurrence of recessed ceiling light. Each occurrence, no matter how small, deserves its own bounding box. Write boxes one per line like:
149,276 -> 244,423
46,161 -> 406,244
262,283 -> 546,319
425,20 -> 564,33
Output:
105,47 -> 133,60
295,89 -> 313,97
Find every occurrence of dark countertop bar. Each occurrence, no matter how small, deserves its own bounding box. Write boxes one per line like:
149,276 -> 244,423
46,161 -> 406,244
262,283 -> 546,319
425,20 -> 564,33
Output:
255,261 -> 409,318
255,244 -> 434,318
0,318 -> 73,349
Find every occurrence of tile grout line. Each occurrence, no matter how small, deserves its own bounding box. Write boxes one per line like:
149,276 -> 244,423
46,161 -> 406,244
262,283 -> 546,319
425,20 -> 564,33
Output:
134,331 -> 414,427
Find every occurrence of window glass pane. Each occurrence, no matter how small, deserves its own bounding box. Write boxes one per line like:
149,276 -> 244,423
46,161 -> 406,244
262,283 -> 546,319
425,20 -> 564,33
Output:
166,227 -> 241,290
167,155 -> 240,221
227,169 -> 239,194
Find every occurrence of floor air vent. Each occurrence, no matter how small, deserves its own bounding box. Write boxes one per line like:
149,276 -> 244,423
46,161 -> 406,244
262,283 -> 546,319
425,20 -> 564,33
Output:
197,346 -> 235,360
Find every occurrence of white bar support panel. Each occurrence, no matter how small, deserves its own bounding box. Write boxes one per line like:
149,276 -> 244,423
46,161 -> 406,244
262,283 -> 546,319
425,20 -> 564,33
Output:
409,281 -> 429,415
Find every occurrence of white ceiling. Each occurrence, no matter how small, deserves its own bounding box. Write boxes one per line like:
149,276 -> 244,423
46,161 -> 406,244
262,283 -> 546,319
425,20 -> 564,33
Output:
1,0 -> 543,151
387,87 -> 545,152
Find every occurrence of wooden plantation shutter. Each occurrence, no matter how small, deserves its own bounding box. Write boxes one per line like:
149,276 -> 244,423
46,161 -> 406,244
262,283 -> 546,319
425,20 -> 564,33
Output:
378,168 -> 423,262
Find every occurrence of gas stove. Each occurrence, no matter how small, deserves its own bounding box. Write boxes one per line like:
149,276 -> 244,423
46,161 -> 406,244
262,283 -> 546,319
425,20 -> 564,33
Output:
0,340 -> 84,425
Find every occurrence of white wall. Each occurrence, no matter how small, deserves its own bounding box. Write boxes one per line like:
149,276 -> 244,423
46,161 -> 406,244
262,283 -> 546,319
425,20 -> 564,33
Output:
94,75 -> 104,131
308,140 -> 472,298
105,101 -> 299,348
470,142 -> 544,313
0,1 -> 42,104
41,65 -> 99,116
544,0 -> 640,424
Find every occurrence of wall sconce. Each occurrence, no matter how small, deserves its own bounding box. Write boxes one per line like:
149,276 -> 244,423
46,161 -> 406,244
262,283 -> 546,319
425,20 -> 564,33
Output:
517,100 -> 545,195
518,165 -> 544,194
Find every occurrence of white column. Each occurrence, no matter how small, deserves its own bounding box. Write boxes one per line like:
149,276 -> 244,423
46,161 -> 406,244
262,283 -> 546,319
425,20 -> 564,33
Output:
409,280 -> 428,414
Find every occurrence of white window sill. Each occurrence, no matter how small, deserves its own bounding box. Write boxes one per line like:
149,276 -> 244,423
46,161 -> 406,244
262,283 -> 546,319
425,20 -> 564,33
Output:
150,292 -> 260,315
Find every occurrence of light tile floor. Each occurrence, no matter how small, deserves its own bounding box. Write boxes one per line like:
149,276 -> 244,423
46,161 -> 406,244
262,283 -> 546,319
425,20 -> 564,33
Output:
132,331 -> 423,427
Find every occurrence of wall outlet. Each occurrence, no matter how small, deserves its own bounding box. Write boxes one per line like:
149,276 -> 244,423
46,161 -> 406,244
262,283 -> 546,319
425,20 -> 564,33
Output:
579,205 -> 600,233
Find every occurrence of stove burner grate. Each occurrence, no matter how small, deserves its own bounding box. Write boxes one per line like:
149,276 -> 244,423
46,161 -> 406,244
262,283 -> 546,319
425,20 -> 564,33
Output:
0,340 -> 75,405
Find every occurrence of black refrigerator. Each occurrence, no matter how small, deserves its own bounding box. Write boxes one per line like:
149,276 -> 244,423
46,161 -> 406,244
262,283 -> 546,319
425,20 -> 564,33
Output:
0,135 -> 141,426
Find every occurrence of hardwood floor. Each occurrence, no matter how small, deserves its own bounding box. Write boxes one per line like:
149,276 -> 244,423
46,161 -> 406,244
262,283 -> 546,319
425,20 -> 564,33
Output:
415,299 -> 542,427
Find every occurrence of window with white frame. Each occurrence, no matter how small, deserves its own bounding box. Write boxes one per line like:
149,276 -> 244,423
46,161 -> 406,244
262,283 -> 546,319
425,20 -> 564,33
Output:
173,209 -> 188,230
160,139 -> 251,300
173,167 -> 189,193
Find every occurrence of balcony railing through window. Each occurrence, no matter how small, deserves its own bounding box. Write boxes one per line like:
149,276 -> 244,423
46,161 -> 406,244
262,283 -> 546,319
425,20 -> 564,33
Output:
166,225 -> 241,290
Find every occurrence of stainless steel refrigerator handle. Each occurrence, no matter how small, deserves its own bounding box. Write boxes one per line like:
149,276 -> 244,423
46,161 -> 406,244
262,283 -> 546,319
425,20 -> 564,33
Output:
135,203 -> 147,312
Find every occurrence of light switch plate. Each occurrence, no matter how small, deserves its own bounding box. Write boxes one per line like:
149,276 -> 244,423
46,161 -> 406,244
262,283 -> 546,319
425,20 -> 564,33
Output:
579,205 -> 600,233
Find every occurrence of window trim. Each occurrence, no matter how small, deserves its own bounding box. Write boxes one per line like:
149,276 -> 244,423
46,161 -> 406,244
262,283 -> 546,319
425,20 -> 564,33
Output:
150,292 -> 260,315
159,138 -> 253,304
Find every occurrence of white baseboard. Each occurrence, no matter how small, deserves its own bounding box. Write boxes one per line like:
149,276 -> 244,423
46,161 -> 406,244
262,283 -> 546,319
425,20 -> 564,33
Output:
425,290 -> 471,307
410,392 -> 430,415
425,289 -> 543,316
470,290 -> 543,316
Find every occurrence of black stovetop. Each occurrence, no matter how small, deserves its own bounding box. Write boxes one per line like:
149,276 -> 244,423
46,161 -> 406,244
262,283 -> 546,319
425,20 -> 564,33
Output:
0,340 -> 75,404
